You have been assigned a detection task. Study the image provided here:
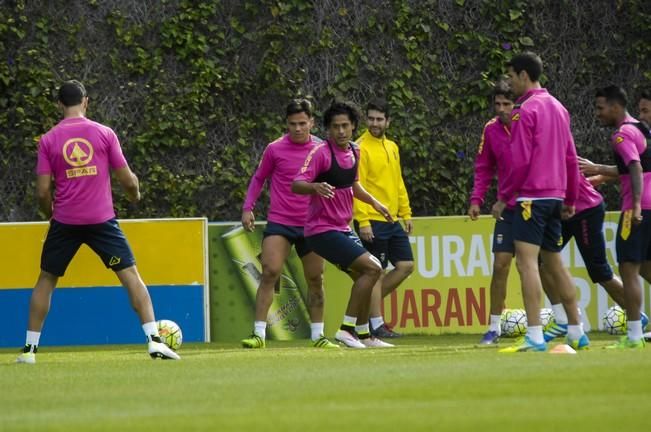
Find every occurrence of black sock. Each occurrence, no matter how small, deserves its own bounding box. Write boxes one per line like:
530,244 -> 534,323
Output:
340,324 -> 355,334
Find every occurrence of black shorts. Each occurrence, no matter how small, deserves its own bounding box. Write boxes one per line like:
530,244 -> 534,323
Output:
615,209 -> 651,263
306,230 -> 367,273
492,208 -> 515,254
41,218 -> 136,277
512,199 -> 563,252
562,202 -> 613,283
353,220 -> 413,269
263,221 -> 312,258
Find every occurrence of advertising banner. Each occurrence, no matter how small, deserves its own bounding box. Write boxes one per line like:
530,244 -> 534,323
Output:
0,218 -> 209,347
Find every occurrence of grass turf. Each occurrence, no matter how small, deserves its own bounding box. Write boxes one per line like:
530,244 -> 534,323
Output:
1,333 -> 649,431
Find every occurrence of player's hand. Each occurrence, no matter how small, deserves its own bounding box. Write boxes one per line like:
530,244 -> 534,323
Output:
633,204 -> 643,225
314,182 -> 335,198
403,219 -> 414,234
468,204 -> 481,221
373,201 -> 393,222
578,156 -> 599,176
561,205 -> 575,220
242,210 -> 255,231
491,200 -> 506,220
359,225 -> 373,242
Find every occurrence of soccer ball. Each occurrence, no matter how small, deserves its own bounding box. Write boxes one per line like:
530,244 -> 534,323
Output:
602,305 -> 626,335
501,309 -> 528,337
540,308 -> 555,329
157,319 -> 183,351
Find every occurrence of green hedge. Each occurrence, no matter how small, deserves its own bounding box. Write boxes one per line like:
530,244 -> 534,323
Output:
1,0 -> 649,221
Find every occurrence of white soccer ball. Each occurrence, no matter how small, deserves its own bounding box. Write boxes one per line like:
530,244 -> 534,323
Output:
157,319 -> 183,351
501,309 -> 528,337
602,305 -> 626,335
540,308 -> 555,329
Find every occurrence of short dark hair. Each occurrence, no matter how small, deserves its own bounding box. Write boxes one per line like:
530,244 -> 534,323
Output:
286,98 -> 313,118
323,100 -> 360,130
58,80 -> 87,107
366,98 -> 390,118
493,78 -> 514,101
640,89 -> 651,102
595,85 -> 628,108
507,51 -> 543,82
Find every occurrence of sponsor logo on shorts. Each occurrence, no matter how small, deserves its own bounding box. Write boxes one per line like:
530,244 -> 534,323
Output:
496,234 -> 503,244
521,200 -> 532,221
621,210 -> 632,240
109,256 -> 121,266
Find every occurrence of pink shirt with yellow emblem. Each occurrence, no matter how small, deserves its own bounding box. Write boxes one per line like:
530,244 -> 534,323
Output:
612,115 -> 651,210
36,117 -> 128,224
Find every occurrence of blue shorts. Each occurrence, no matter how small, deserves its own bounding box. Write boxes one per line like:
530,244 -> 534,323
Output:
263,221 -> 312,257
512,199 -> 563,252
353,220 -> 413,269
306,230 -> 367,273
41,218 -> 136,277
492,208 -> 515,254
562,202 -> 613,282
616,209 -> 651,263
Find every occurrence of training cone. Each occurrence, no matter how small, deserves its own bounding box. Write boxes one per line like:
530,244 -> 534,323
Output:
549,344 -> 576,354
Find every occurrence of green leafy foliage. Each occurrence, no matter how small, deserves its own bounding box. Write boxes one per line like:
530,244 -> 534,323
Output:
1,0 -> 649,221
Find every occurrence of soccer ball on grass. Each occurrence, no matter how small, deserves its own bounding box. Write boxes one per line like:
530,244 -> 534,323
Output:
501,309 -> 527,337
157,319 -> 183,351
602,305 -> 626,335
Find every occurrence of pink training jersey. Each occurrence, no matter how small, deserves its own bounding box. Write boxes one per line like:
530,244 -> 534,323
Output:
243,134 -> 322,226
294,139 -> 358,236
611,115 -> 651,210
574,173 -> 604,214
469,117 -> 516,208
499,88 -> 580,206
36,117 -> 128,225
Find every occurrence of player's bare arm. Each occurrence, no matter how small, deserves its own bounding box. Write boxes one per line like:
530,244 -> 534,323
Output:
291,180 -> 335,198
35,174 -> 53,219
352,182 -> 393,222
629,161 -> 644,224
114,166 -> 141,203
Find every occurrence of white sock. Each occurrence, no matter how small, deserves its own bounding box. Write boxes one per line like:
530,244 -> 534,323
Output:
310,322 -> 324,341
355,323 -> 370,335
254,321 -> 267,340
628,320 -> 643,341
489,315 -> 501,335
551,304 -> 568,325
26,330 -> 41,347
567,324 -> 583,341
370,316 -> 384,330
142,321 -> 159,340
527,325 -> 544,345
343,315 -> 357,327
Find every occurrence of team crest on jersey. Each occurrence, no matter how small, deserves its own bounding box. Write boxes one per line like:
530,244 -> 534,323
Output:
615,136 -> 624,144
511,113 -> 520,121
63,138 -> 97,178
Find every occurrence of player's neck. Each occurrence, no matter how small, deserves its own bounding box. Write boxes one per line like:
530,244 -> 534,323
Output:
62,107 -> 86,119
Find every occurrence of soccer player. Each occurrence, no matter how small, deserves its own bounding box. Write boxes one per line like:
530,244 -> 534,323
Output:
17,80 -> 179,364
594,85 -> 651,349
539,174 -> 650,340
492,52 -> 589,352
353,98 -> 414,339
292,101 -> 394,348
468,79 -> 515,345
240,99 -> 338,349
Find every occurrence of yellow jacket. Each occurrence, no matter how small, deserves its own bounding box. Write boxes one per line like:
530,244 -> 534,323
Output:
353,130 -> 412,227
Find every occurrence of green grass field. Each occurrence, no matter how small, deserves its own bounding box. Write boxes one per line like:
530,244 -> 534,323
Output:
1,333 -> 650,432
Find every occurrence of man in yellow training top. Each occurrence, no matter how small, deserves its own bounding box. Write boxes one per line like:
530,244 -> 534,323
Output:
353,98 -> 414,338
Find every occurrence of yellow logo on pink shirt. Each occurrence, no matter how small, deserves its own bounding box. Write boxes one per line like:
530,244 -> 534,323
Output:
63,138 -> 97,178
511,113 -> 520,121
615,136 -> 624,145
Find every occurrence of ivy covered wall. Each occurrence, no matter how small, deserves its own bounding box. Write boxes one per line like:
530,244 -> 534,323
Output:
1,0 -> 649,221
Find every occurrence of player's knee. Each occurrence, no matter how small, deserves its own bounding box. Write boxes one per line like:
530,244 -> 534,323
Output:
366,255 -> 383,278
261,263 -> 282,280
397,260 -> 414,276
